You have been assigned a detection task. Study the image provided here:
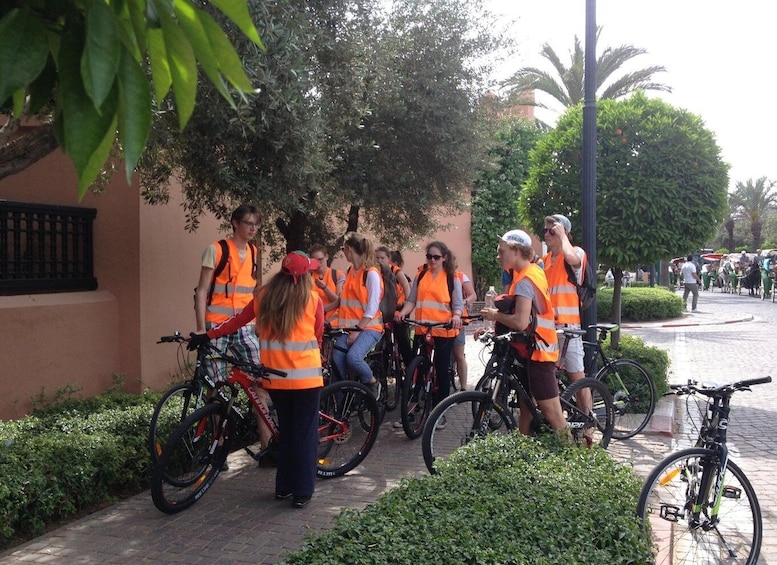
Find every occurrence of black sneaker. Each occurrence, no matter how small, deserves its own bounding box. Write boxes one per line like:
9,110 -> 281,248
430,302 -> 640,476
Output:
275,491 -> 293,500
293,495 -> 312,508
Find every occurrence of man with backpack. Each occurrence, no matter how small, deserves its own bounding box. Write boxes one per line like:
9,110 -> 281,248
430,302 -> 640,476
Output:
542,214 -> 592,430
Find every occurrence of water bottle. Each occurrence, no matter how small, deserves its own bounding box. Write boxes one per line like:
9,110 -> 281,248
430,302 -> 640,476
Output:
484,286 -> 497,331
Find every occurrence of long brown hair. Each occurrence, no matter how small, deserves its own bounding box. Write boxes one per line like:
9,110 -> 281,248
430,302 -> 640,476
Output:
426,241 -> 456,278
257,272 -> 312,341
343,232 -> 377,270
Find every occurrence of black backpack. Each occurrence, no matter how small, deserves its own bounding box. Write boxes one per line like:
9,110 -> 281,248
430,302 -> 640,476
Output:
205,239 -> 257,306
358,263 -> 398,321
564,254 -> 596,311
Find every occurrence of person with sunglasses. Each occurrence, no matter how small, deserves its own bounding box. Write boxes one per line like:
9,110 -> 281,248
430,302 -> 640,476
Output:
308,243 -> 345,326
395,241 -> 463,407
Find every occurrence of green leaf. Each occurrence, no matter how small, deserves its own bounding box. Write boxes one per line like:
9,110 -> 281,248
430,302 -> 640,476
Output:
199,10 -> 254,94
59,15 -> 118,189
117,47 -> 152,181
82,0 -> 121,109
0,8 -> 49,105
209,0 -> 264,49
158,9 -> 197,129
147,29 -> 171,102
174,1 -> 232,102
28,55 -> 57,115
78,113 -> 118,199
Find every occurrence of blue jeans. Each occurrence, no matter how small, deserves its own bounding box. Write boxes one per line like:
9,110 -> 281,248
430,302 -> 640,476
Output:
333,329 -> 382,384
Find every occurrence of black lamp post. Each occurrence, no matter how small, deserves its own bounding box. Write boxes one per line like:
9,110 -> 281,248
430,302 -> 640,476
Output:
581,0 -> 598,367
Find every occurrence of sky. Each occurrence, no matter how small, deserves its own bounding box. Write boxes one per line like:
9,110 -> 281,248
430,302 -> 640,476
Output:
485,0 -> 777,192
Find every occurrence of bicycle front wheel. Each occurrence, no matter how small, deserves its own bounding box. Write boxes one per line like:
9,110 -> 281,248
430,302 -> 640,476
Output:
147,381 -> 207,463
421,391 -> 516,475
150,402 -> 229,514
384,349 -> 402,412
400,355 -> 433,439
560,377 -> 614,449
595,358 -> 656,439
316,380 -> 380,478
636,448 -> 762,565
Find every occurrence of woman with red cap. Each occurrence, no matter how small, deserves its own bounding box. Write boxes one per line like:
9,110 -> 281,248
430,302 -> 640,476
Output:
190,251 -> 324,508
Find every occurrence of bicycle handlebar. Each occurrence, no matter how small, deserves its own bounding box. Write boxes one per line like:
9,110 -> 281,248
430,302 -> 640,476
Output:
477,328 -> 531,344
669,376 -> 772,397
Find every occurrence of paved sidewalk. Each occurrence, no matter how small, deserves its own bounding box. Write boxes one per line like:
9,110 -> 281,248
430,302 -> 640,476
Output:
1,293 -> 774,564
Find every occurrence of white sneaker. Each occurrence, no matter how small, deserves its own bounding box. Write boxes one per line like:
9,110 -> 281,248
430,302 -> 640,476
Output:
692,309 -> 699,313
435,416 -> 447,430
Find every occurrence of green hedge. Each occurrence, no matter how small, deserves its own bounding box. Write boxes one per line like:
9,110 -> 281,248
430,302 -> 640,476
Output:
283,434 -> 651,564
0,393 -> 159,548
602,333 -> 670,400
597,287 -> 683,321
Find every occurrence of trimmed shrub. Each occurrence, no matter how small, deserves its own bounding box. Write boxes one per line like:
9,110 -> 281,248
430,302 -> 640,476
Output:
282,434 -> 652,564
603,333 -> 670,400
597,287 -> 683,321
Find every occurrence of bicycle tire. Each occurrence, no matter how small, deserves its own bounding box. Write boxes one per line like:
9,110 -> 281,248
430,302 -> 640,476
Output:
147,381 -> 207,463
150,402 -> 229,514
636,447 -> 762,565
384,348 -> 402,412
401,355 -> 433,439
595,358 -> 656,439
421,390 -> 515,475
368,355 -> 387,424
474,369 -> 516,429
316,380 -> 380,478
560,377 -> 614,449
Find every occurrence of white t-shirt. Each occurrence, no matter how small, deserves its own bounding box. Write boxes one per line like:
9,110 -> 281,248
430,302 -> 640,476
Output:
681,261 -> 698,284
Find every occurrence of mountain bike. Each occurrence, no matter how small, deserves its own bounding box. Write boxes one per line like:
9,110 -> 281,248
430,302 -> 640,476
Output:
557,323 -> 656,439
636,376 -> 771,564
380,321 -> 405,411
422,330 -> 615,474
150,337 -> 380,514
322,324 -> 387,423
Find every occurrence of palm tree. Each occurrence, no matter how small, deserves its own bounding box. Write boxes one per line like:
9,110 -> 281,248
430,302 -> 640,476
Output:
503,28 -> 671,109
730,177 -> 777,250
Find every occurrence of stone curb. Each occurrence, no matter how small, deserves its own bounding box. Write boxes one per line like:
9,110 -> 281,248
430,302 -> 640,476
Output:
621,314 -> 754,330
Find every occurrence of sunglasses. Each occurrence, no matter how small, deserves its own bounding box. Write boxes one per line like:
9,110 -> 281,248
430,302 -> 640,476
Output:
426,254 -> 443,261
543,228 -> 555,234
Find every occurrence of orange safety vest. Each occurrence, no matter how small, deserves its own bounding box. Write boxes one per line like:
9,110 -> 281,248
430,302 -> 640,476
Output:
414,268 -> 458,338
206,239 -> 257,325
339,265 -> 384,332
255,291 -> 323,390
311,268 -> 341,326
391,265 -> 407,308
509,263 -> 559,363
542,250 -> 584,326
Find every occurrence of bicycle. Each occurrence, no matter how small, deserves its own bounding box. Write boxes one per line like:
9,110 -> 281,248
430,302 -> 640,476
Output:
399,318 -> 477,439
150,336 -> 380,514
556,323 -> 656,440
422,330 -> 615,474
636,376 -> 771,564
321,324 -> 387,423
379,321 -> 405,412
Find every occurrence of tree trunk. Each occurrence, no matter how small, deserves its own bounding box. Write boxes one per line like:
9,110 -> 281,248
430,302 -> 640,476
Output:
0,124 -> 59,181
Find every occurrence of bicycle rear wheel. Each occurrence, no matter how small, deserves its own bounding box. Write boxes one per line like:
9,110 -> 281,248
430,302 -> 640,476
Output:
148,381 -> 208,463
150,402 -> 229,514
421,391 -> 515,474
316,380 -> 380,478
401,356 -> 433,439
636,448 -> 762,565
384,348 -> 402,412
560,377 -> 614,449
595,358 -> 656,439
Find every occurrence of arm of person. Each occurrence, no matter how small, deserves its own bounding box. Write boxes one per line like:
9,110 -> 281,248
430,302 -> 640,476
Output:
450,278 -> 463,329
193,266 -> 214,333
482,279 -> 533,331
314,297 -> 324,347
553,221 -> 582,269
396,268 -> 411,299
205,298 -> 257,339
461,274 -> 476,311
395,277 -> 418,321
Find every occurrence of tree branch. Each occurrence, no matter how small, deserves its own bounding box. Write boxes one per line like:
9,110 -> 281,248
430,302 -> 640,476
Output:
0,124 -> 59,182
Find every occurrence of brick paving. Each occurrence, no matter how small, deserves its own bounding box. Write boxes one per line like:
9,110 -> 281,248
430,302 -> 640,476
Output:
1,288 -> 775,564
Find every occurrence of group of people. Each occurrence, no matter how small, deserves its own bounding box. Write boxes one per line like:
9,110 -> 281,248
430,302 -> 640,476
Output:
185,205 -> 592,508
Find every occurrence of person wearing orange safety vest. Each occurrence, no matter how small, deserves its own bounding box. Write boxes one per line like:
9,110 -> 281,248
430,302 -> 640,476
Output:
396,241 -> 463,406
480,229 -> 567,436
192,250 -> 324,509
376,245 -> 413,365
308,243 -> 344,326
333,233 -> 384,398
193,204 -> 260,366
542,213 -> 592,422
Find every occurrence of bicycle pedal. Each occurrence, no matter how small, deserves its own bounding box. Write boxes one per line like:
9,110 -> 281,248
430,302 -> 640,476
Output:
722,485 -> 741,500
659,504 -> 682,522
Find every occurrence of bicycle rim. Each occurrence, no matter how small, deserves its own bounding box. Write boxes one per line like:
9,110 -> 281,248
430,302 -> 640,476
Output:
637,448 -> 762,565
148,382 -> 207,463
150,403 -> 228,514
421,391 -> 514,475
597,359 -> 656,439
316,381 -> 379,478
560,378 -> 614,449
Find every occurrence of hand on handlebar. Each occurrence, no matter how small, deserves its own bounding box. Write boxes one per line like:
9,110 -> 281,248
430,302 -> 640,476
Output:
187,332 -> 210,351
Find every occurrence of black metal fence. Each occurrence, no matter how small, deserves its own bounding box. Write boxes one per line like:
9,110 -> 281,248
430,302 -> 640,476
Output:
0,200 -> 97,295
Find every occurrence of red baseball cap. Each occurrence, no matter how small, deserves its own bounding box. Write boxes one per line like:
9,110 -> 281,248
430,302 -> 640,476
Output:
281,251 -> 319,283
